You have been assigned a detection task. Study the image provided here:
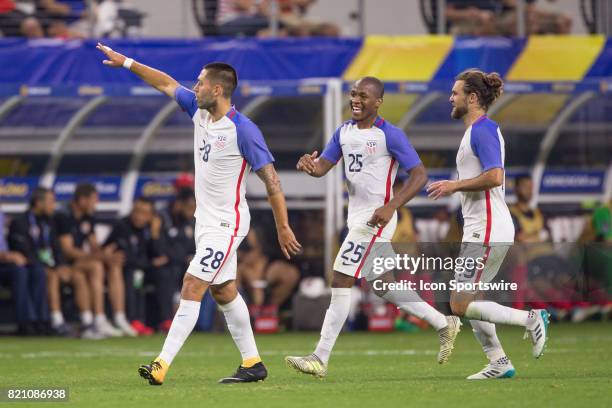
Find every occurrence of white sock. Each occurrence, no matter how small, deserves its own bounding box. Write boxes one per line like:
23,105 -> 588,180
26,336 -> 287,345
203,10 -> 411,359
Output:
51,311 -> 64,328
314,288 -> 351,364
465,301 -> 529,327
95,313 -> 108,326
81,311 -> 93,326
379,288 -> 448,331
159,299 -> 201,365
470,320 -> 506,362
218,294 -> 260,361
114,312 -> 129,326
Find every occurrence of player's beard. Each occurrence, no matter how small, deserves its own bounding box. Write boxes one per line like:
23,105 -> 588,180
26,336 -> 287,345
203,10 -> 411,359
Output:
451,103 -> 468,120
199,98 -> 216,111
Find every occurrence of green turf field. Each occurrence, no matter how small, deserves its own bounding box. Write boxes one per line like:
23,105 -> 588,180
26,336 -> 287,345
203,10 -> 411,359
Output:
1,322 -> 610,408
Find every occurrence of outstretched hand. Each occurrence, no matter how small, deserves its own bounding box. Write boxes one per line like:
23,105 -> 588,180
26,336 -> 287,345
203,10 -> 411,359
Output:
426,180 -> 457,200
96,42 -> 127,68
296,150 -> 318,175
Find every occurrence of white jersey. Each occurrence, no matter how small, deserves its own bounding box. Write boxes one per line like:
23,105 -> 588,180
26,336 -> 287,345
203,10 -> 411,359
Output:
321,117 -> 422,240
456,116 -> 514,244
175,86 -> 274,237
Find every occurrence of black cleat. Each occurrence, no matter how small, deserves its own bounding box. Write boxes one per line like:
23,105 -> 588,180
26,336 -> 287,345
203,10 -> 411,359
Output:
218,362 -> 268,384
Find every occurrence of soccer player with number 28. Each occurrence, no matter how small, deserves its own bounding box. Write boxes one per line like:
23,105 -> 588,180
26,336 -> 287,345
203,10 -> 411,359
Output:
285,77 -> 462,378
96,43 -> 302,385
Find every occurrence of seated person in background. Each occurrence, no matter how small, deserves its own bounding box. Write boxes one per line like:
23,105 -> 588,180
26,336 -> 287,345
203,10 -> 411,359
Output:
160,187 -> 196,288
7,187 -> 55,335
501,0 -> 572,35
0,0 -> 44,37
0,207 -> 34,335
237,226 -> 300,310
13,0 -> 84,38
510,175 -> 583,321
216,0 -> 272,37
445,0 -> 500,35
277,0 -> 339,37
56,183 -> 134,337
591,200 -> 611,243
104,197 -> 175,334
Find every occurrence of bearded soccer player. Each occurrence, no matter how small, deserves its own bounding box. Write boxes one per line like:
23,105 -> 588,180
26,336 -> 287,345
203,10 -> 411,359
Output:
285,77 -> 462,378
427,69 -> 550,380
97,43 -> 301,385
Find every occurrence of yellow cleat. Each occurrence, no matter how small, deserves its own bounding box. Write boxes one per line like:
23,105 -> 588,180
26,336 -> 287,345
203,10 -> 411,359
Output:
437,316 -> 462,364
138,357 -> 169,385
285,354 -> 327,378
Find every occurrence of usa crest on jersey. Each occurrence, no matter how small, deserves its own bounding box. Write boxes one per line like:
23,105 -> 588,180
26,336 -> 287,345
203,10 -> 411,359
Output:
366,140 -> 377,155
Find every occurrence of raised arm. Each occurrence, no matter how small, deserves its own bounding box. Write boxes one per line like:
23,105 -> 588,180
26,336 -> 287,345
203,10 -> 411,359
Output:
255,163 -> 302,259
96,43 -> 180,98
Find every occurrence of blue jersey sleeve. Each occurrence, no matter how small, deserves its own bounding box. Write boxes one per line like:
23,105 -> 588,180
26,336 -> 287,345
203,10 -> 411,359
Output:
174,86 -> 198,118
470,122 -> 503,171
236,120 -> 275,172
384,126 -> 421,170
320,126 -> 343,164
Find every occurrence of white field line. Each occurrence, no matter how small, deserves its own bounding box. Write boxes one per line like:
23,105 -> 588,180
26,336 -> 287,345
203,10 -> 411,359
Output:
0,347 -> 605,360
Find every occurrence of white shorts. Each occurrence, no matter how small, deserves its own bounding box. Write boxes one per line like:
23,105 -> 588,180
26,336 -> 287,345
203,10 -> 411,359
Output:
453,243 -> 510,288
333,226 -> 396,280
186,225 -> 245,285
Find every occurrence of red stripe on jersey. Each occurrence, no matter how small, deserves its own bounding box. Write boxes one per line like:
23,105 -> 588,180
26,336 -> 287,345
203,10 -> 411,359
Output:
354,158 -> 396,279
354,234 -> 378,279
233,159 -> 248,236
474,245 -> 492,283
210,158 -> 247,283
211,236 -> 235,283
484,190 -> 492,245
383,158 -> 395,205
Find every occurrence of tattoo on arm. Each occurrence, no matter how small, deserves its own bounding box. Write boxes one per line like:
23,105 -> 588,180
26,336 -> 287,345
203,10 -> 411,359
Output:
256,164 -> 283,196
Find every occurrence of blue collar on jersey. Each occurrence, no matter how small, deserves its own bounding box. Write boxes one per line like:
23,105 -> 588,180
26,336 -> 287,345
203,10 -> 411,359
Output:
473,114 -> 488,125
348,116 -> 385,128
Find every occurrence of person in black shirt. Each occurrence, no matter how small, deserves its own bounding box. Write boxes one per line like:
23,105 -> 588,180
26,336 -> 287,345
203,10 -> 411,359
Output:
160,188 -> 196,286
104,197 -> 174,334
7,187 -> 56,334
55,183 -> 133,337
0,207 -> 34,335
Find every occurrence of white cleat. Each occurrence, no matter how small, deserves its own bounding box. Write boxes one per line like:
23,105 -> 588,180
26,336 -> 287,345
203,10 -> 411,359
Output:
81,325 -> 107,340
96,319 -> 123,337
437,315 -> 462,364
285,354 -> 328,378
467,357 -> 516,380
114,318 -> 138,337
524,309 -> 550,358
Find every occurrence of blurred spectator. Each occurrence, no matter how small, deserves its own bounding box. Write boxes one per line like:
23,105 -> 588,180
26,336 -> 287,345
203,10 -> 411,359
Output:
0,0 -> 44,37
446,0 -> 572,36
93,0 -> 145,38
445,0 -> 499,35
237,226 -> 300,308
278,0 -> 338,37
501,0 -> 572,35
55,183 -> 134,337
0,206 -> 34,335
591,200 -> 611,243
104,197 -> 175,334
6,187 -> 53,334
510,175 -> 601,321
11,0 -> 84,38
216,0 -> 272,37
161,187 -> 196,284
